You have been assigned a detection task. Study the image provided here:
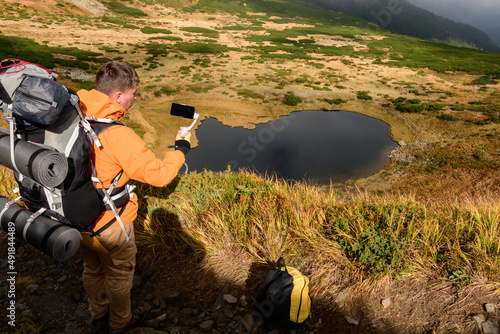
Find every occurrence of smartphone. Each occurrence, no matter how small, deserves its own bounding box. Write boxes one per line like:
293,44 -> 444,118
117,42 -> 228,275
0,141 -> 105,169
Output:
170,103 -> 195,119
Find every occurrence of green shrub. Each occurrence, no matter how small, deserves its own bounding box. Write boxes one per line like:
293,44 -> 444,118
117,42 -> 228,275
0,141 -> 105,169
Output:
468,75 -> 499,85
396,104 -> 426,113
319,98 -> 346,105
237,89 -> 265,100
0,34 -> 103,70
426,104 -> 444,111
175,42 -> 230,54
107,1 -> 147,17
438,113 -> 461,121
283,91 -> 302,106
141,26 -> 172,34
188,85 -> 216,93
451,104 -> 466,111
159,86 -> 180,96
357,91 -> 373,101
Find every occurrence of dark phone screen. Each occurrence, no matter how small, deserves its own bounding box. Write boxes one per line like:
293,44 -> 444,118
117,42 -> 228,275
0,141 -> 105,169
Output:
171,103 -> 195,119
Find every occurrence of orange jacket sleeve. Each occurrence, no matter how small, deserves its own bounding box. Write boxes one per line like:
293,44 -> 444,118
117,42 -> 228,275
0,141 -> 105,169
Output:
97,125 -> 185,188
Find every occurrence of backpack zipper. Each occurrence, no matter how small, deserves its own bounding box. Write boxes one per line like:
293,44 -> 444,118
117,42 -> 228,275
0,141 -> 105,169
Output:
292,279 -> 306,322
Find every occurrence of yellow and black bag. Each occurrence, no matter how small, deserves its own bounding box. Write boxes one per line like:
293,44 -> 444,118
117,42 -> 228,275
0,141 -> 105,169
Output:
254,257 -> 311,329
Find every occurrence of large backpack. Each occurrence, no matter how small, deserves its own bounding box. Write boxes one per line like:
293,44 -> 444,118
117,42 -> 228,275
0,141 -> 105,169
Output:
254,257 -> 311,329
0,59 -> 130,239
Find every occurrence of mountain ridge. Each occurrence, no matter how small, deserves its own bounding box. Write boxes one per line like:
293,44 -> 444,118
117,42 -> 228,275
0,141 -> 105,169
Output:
308,0 -> 500,52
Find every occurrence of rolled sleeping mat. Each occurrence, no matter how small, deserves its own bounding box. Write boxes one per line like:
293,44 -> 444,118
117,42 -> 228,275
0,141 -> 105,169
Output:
0,196 -> 81,261
0,127 -> 68,187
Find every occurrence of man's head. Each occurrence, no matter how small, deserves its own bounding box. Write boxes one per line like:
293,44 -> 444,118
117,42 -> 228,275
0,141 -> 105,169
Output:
95,61 -> 139,111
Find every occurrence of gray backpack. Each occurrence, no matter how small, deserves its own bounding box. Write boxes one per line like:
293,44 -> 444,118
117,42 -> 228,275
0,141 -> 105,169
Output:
0,59 -> 131,240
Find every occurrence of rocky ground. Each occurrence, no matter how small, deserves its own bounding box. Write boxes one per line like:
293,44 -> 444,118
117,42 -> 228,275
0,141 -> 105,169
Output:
2,232 -> 500,334
0,234 -> 324,334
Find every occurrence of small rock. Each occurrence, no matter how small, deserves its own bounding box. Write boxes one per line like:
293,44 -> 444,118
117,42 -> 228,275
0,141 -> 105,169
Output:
156,313 -> 167,322
335,289 -> 350,309
162,290 -> 181,303
473,314 -> 486,326
398,141 -> 406,147
181,307 -> 194,317
223,305 -> 233,318
211,285 -> 229,312
485,303 -> 497,315
169,327 -> 182,334
482,320 -> 500,334
345,316 -> 359,326
199,320 -> 215,333
239,296 -> 248,307
241,313 -> 256,331
223,294 -> 237,304
381,297 -> 392,309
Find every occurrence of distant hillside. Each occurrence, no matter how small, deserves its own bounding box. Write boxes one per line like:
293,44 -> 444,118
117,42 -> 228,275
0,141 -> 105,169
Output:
486,27 -> 500,49
308,0 -> 500,53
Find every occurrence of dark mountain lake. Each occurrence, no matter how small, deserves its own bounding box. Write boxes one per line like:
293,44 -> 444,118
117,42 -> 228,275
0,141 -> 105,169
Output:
185,110 -> 398,185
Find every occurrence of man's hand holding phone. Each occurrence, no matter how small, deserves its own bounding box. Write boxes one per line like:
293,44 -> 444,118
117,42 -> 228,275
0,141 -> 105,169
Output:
175,130 -> 191,156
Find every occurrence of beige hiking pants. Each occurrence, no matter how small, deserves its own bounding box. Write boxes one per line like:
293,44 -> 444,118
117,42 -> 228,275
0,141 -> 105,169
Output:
80,223 -> 137,329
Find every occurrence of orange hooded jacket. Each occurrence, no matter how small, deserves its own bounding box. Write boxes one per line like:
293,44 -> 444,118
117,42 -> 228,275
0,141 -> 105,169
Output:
77,89 -> 185,230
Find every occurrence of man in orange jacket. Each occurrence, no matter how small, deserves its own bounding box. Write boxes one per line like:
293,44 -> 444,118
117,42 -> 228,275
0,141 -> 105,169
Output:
77,61 -> 190,333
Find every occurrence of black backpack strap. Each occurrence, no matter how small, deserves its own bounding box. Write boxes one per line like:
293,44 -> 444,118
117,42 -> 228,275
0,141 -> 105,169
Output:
90,205 -> 127,238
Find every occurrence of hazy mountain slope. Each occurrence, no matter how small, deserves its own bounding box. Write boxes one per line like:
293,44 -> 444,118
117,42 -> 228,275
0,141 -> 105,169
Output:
486,27 -> 500,49
308,0 -> 500,52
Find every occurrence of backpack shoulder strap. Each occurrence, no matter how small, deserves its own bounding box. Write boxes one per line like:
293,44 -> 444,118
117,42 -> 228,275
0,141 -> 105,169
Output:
90,118 -> 125,136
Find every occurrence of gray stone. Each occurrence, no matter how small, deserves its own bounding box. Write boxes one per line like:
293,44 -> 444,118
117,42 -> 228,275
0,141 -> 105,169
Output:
473,314 -> 486,326
199,320 -> 215,333
181,307 -> 194,317
381,297 -> 392,309
223,294 -> 237,304
211,285 -> 229,313
239,296 -> 248,307
241,313 -> 256,331
162,290 -> 181,303
485,303 -> 497,315
169,327 -> 182,334
223,305 -> 233,318
482,320 -> 500,334
345,316 -> 359,326
57,275 -> 68,283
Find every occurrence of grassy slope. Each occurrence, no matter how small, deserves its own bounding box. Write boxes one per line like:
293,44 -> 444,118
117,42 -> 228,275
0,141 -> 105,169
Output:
0,0 -> 499,310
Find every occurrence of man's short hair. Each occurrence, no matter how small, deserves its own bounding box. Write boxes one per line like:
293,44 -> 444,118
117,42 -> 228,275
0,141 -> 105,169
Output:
95,61 -> 140,96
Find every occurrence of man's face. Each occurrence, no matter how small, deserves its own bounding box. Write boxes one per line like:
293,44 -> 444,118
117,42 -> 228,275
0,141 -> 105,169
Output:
115,83 -> 137,111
